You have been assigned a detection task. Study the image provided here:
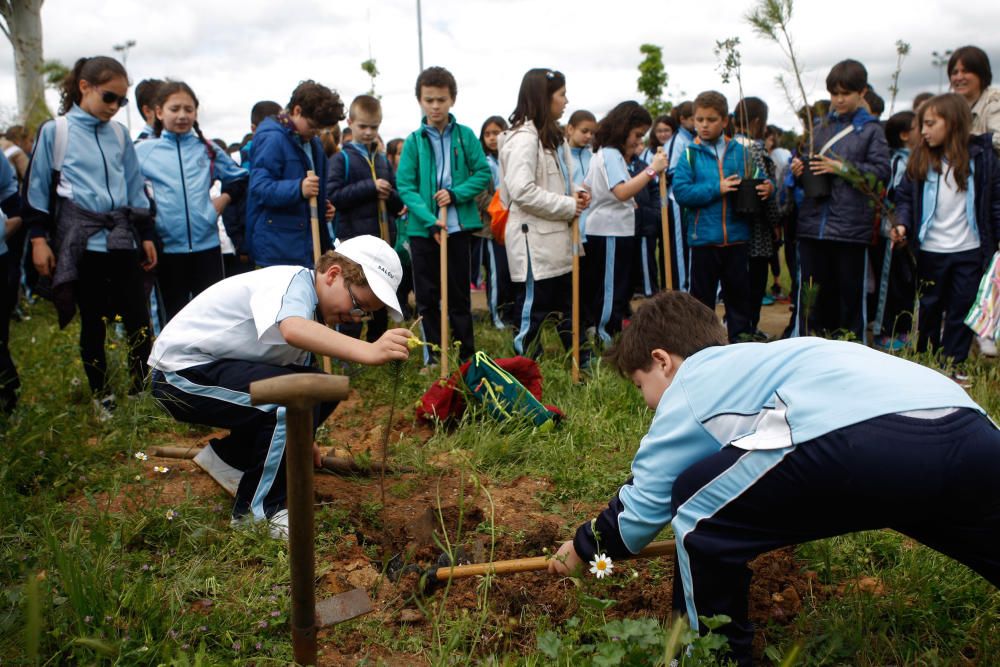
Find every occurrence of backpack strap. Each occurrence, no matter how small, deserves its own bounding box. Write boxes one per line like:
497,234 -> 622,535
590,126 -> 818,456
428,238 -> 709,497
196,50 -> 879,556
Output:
52,116 -> 69,171
817,124 -> 854,157
343,149 -> 350,185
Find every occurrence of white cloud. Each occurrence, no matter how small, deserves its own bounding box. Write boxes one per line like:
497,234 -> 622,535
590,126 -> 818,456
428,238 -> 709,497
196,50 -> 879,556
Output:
1,0 -> 998,144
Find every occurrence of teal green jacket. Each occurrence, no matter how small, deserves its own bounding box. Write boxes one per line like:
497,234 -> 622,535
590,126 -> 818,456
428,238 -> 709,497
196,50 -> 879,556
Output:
396,115 -> 491,238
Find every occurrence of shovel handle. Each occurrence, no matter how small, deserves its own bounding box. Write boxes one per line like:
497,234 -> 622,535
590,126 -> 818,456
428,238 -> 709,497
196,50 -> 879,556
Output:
434,539 -> 675,581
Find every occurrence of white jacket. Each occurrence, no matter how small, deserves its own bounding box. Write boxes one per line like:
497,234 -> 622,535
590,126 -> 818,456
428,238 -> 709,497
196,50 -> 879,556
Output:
499,122 -> 577,282
971,86 -> 1000,155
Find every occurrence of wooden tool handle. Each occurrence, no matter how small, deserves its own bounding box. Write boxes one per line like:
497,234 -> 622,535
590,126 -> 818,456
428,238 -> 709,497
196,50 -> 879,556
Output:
571,215 -> 581,384
306,168 -> 332,374
434,539 -> 675,581
307,169 -> 321,262
657,151 -> 673,291
438,205 -> 450,378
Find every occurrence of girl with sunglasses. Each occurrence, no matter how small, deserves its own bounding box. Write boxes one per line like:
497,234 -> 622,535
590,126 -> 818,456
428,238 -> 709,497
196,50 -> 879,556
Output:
23,55 -> 156,418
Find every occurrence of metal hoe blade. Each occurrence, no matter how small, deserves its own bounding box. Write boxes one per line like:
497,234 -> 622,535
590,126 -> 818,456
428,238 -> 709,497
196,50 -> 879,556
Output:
315,588 -> 374,626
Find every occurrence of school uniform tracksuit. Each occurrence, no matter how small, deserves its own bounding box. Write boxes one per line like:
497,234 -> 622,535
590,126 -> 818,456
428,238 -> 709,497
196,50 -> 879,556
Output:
23,104 -> 153,396
581,147 -> 636,343
136,129 -> 248,321
149,266 -> 337,521
895,133 -> 1000,363
673,135 -> 758,342
396,114 -> 491,363
631,152 -> 663,297
572,337 -> 1000,667
326,141 -> 404,342
793,108 -> 890,340
0,157 -> 21,413
666,127 -> 695,291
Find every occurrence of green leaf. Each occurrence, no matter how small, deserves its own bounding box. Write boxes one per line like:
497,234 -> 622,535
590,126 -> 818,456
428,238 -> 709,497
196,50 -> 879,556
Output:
581,594 -> 618,611
592,641 -> 627,666
537,630 -> 563,659
699,613 -> 732,631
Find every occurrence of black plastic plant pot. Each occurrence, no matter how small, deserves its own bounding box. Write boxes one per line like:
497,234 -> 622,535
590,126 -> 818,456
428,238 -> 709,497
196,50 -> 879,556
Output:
733,178 -> 764,216
801,159 -> 833,198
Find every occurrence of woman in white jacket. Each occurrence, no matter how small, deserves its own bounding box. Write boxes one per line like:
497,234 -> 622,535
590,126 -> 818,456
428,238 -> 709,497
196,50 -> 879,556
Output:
500,69 -> 589,359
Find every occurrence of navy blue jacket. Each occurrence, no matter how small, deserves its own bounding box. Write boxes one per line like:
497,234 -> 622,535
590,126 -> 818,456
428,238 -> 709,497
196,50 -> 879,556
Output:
326,142 -> 404,243
247,116 -> 331,267
628,155 -> 662,237
895,133 -> 1000,271
796,108 -> 891,244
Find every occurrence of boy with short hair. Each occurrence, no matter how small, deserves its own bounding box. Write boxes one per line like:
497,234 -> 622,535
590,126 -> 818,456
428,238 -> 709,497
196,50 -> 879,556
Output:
549,290 -> 1000,667
327,94 -> 404,343
791,59 -> 890,340
396,66 -> 491,363
248,82 -> 344,268
149,235 -> 412,538
134,78 -> 163,142
672,91 -> 773,342
240,100 -> 283,169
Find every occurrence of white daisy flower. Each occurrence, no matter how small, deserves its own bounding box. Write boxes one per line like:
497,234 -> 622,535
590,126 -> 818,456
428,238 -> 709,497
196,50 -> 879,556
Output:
153,466 -> 170,474
165,510 -> 177,521
134,452 -> 148,461
589,553 -> 614,579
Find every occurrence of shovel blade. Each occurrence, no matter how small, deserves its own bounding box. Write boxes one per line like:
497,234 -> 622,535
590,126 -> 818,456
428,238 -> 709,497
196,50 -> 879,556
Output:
315,588 -> 373,626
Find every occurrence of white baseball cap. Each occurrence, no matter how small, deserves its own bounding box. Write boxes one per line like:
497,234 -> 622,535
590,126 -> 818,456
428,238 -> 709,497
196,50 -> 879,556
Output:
333,235 -> 405,321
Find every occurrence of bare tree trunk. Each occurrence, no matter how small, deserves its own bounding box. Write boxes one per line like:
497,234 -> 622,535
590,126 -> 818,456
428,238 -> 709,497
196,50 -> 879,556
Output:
0,0 -> 50,131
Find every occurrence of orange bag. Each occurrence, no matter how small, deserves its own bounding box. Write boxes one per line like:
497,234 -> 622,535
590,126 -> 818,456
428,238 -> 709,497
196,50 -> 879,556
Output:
487,189 -> 509,244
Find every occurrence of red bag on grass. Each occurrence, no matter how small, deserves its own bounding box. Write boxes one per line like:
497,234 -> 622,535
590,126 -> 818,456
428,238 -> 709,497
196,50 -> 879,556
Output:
416,355 -> 562,426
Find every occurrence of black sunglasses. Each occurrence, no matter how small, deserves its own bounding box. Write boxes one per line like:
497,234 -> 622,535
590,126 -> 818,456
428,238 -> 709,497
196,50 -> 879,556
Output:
98,88 -> 129,107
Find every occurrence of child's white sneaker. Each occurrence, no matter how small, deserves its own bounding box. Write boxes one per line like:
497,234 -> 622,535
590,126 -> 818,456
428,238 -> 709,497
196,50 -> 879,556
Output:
193,444 -> 242,496
977,335 -> 998,357
267,509 -> 290,540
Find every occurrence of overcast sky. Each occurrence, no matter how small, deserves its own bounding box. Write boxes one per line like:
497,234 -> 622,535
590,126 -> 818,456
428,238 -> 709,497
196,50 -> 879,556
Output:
2,0 -> 998,147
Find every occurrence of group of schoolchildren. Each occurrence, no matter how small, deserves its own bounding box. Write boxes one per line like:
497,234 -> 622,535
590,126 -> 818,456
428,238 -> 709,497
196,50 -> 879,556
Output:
2,46 -> 1000,667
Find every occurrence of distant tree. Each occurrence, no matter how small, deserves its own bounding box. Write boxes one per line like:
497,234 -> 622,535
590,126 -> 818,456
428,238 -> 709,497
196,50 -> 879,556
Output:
42,58 -> 67,90
0,0 -> 51,130
637,43 -> 672,118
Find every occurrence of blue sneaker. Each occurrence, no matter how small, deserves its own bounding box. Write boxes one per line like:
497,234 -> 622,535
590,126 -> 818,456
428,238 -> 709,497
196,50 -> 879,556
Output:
761,294 -> 776,306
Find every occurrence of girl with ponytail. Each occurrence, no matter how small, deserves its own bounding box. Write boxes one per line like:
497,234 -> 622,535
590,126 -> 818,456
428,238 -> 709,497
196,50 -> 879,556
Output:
135,81 -> 248,321
24,55 -> 156,416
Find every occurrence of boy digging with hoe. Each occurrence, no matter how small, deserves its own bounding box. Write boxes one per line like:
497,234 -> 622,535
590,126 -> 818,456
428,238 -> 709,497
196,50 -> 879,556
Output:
549,291 -> 1000,667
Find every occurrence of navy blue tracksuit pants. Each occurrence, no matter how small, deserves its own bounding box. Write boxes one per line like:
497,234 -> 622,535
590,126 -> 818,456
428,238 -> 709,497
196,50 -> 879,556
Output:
484,238 -> 515,329
688,244 -> 752,342
152,361 -> 337,521
796,238 -> 868,340
916,248 -> 982,364
670,409 -> 1000,667
410,232 -> 475,364
512,262 -> 582,362
583,235 -> 635,344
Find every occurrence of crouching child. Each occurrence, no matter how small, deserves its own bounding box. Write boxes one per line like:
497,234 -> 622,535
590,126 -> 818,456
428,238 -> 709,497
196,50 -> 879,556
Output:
148,235 -> 411,538
549,290 -> 1000,666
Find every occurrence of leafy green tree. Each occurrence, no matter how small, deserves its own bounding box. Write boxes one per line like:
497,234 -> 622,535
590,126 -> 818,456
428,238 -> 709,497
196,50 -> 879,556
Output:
637,43 -> 671,118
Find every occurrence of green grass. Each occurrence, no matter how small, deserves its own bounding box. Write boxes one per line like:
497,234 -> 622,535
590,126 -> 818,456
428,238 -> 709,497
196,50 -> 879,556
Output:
2,298 -> 999,665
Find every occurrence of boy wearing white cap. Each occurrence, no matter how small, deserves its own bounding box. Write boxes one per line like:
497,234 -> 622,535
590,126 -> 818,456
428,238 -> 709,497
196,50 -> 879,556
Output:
148,235 -> 411,537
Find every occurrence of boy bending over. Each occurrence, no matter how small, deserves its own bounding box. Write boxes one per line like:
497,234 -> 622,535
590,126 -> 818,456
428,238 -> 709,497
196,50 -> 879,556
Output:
549,291 -> 999,666
149,235 -> 411,538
